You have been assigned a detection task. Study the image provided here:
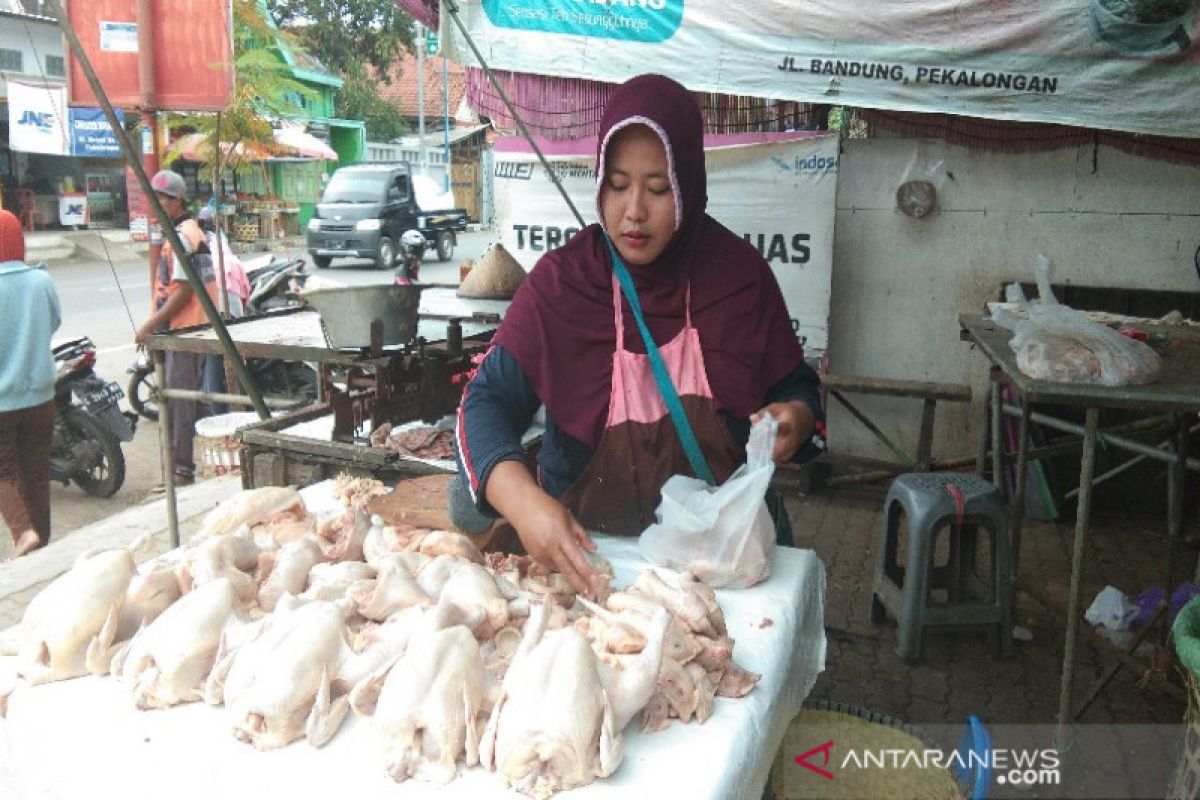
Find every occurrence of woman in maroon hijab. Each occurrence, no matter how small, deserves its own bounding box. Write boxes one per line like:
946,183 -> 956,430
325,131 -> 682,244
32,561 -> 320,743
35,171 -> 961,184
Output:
453,74 -> 823,593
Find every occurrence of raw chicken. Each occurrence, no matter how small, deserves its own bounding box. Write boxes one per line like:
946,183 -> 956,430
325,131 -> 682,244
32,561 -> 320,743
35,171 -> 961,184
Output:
480,602 -> 669,798
178,532 -> 259,607
14,549 -> 135,685
197,486 -> 305,539
111,577 -> 241,709
437,561 -> 510,639
355,556 -> 432,621
350,623 -> 485,784
414,529 -> 485,563
113,566 -> 183,643
300,562 -> 377,603
315,508 -> 369,562
205,599 -> 379,750
257,536 -> 325,612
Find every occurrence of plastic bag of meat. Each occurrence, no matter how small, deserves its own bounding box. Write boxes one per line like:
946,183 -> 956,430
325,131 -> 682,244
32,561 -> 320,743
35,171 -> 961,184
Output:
992,255 -> 1161,387
638,414 -> 777,588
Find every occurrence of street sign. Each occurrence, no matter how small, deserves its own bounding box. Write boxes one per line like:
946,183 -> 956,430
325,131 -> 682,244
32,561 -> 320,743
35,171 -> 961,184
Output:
425,31 -> 439,55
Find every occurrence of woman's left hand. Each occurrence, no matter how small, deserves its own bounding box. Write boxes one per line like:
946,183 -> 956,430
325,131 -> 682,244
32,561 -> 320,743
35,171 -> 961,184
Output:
751,401 -> 815,463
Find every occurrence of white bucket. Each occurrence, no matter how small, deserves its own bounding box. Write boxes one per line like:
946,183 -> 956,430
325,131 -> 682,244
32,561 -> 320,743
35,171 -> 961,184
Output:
194,412 -> 261,476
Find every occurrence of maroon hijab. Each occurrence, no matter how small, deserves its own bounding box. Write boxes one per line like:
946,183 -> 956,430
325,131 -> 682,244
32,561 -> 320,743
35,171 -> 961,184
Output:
493,74 -> 804,449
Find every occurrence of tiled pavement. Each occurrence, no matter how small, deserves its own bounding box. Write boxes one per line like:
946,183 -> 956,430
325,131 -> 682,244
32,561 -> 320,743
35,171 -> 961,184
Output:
781,483 -> 1193,798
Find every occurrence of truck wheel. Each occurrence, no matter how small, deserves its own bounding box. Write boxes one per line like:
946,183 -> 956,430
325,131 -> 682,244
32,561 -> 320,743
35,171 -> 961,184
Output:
375,236 -> 396,270
436,231 -> 454,262
312,254 -> 331,269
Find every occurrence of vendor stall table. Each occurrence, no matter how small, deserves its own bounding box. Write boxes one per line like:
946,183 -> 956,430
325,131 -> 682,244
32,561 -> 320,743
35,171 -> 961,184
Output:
0,521 -> 827,800
146,290 -> 505,546
960,313 -> 1200,745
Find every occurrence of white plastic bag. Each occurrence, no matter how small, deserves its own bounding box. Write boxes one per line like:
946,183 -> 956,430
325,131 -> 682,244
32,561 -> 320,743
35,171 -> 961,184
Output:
992,255 -> 1161,386
639,414 -> 778,588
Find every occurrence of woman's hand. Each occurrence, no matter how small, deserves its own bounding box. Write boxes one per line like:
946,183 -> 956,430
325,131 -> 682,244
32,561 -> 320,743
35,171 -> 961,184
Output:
484,461 -> 597,597
511,492 -> 597,597
752,401 -> 815,463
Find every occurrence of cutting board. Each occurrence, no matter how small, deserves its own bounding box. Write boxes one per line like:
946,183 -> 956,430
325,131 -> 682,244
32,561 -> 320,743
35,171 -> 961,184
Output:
367,474 -> 455,530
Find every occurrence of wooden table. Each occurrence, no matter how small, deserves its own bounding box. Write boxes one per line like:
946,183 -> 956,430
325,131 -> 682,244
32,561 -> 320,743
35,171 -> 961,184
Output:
960,313 -> 1200,744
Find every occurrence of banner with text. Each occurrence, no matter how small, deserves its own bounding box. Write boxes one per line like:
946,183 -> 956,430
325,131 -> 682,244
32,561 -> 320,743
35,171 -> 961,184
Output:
493,132 -> 837,355
8,81 -> 69,156
69,108 -> 125,158
444,0 -> 1200,139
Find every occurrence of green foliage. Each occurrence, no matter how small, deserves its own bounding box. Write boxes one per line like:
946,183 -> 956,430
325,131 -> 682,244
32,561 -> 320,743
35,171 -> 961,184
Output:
168,0 -> 320,168
269,0 -> 415,79
336,64 -> 409,141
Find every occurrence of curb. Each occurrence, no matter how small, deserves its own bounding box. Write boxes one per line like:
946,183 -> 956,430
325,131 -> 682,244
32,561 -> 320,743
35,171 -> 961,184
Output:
0,474 -> 239,605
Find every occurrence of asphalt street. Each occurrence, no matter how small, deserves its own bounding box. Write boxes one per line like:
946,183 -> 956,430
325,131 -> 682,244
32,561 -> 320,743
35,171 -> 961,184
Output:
5,229 -> 503,554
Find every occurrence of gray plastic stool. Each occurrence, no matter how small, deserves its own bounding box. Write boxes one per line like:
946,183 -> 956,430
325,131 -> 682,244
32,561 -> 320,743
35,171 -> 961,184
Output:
870,472 -> 1013,661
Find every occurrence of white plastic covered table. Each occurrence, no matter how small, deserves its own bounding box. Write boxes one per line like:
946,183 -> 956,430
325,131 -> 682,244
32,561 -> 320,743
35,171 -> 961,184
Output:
0,536 -> 825,800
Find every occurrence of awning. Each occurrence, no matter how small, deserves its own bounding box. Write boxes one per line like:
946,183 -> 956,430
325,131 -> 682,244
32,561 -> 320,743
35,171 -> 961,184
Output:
169,127 -> 336,163
272,124 -> 338,161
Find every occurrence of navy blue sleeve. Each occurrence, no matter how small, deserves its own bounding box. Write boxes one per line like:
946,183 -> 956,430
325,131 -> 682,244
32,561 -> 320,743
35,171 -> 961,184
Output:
454,344 -> 541,515
722,358 -> 826,465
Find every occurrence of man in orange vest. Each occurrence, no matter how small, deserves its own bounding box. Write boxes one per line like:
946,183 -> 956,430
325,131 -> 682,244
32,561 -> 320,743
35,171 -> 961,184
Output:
134,170 -> 220,485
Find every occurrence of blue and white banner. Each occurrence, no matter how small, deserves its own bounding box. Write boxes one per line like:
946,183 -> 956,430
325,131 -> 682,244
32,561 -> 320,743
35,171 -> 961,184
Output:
69,107 -> 125,158
7,81 -> 68,156
444,0 -> 1200,139
492,132 -> 838,355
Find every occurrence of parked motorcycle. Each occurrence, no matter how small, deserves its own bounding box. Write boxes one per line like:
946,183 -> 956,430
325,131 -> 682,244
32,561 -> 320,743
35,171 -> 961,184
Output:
51,336 -> 136,497
126,255 -> 319,417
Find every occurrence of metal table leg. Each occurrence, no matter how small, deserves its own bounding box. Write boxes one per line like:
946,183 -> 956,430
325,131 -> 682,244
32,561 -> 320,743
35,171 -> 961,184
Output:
991,371 -> 1004,492
975,377 -> 991,477
1010,398 -> 1033,583
1057,407 -> 1099,749
153,351 -> 179,549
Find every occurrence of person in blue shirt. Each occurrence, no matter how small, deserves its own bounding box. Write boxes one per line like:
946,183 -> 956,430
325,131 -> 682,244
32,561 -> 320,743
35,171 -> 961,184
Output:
0,209 -> 62,558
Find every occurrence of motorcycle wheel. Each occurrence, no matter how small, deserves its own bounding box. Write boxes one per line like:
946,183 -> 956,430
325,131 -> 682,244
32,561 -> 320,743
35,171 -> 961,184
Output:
62,407 -> 126,497
436,231 -> 454,262
128,363 -> 159,422
283,362 -> 319,404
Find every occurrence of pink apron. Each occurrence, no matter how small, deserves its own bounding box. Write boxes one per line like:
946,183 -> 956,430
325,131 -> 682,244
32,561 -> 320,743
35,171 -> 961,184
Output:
559,274 -> 743,536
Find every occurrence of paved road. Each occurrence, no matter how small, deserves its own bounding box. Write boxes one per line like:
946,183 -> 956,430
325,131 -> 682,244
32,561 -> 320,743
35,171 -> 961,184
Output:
2,230 -> 503,556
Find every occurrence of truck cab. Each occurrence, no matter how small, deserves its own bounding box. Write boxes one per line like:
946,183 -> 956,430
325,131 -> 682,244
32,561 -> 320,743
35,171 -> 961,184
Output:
306,163 -> 468,270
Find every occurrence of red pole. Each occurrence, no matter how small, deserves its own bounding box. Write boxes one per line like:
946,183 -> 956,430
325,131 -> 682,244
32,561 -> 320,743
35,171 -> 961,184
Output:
138,0 -> 159,303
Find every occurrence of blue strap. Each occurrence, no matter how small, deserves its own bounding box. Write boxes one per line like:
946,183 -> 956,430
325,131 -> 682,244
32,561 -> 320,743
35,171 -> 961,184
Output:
604,235 -> 715,486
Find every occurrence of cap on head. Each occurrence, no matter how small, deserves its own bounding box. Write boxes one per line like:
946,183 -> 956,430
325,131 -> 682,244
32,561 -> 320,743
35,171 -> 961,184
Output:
150,170 -> 187,199
0,209 -> 25,262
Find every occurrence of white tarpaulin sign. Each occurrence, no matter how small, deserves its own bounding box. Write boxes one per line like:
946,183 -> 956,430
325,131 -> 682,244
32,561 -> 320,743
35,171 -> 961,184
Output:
443,0 -> 1200,139
493,132 -> 837,355
7,81 -> 68,156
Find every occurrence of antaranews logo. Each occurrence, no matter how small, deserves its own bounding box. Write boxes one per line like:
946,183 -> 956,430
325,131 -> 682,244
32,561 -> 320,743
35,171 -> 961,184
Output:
794,739 -> 1061,790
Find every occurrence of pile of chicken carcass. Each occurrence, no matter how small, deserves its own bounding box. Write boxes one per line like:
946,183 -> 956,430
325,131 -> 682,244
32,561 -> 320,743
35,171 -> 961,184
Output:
0,476 -> 760,798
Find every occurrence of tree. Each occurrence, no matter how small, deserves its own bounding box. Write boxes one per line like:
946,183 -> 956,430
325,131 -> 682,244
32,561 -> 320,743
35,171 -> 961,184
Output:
269,0 -> 415,79
167,0 -> 318,171
336,64 -> 409,141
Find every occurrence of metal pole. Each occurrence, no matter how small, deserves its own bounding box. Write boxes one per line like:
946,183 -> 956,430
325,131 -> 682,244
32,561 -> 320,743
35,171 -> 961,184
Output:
1057,407 -> 1100,750
136,0 -> 160,295
417,22 -> 426,176
991,372 -> 1004,491
1009,399 -> 1032,581
443,50 -> 451,192
152,350 -> 179,548
443,0 -> 587,227
1168,413 -> 1188,591
1000,404 -> 1200,470
214,111 -> 228,316
51,0 -> 269,420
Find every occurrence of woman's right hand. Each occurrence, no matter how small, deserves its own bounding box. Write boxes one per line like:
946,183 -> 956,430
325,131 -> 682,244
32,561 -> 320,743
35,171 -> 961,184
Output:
484,461 -> 597,597
511,492 -> 597,598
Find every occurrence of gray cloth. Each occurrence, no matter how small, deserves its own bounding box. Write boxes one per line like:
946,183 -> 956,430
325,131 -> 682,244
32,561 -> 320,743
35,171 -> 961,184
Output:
165,351 -> 206,477
447,473 -> 496,535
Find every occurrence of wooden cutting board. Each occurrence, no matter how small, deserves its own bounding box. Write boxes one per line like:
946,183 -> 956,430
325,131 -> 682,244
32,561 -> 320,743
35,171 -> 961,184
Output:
367,474 -> 455,530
